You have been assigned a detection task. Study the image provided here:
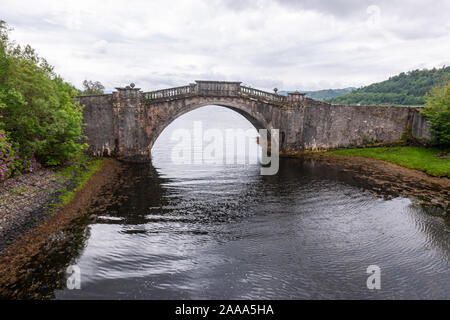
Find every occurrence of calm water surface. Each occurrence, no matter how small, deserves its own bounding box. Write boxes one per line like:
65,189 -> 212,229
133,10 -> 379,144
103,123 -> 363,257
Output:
55,106 -> 450,299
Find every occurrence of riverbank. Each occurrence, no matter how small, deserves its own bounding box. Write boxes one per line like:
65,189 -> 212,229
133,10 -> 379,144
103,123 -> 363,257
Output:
0,158 -> 124,298
291,152 -> 449,213
0,168 -> 71,252
331,146 -> 450,178
0,157 -> 101,252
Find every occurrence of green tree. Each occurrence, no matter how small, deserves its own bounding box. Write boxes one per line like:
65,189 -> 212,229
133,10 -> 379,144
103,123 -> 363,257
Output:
0,21 -> 86,166
82,80 -> 105,95
421,81 -> 450,146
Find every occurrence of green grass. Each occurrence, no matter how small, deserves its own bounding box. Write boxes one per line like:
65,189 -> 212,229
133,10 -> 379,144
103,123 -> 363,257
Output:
10,187 -> 28,195
46,155 -> 103,213
331,146 -> 450,177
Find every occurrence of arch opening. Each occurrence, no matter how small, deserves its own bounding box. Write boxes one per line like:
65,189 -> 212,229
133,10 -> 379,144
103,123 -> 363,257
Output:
151,104 -> 264,169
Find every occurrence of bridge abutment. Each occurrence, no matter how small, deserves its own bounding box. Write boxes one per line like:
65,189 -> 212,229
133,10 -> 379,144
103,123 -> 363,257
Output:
112,84 -> 152,162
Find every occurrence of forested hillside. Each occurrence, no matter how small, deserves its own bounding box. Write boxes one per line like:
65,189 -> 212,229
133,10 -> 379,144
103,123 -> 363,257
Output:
304,88 -> 355,101
326,67 -> 450,106
278,88 -> 355,101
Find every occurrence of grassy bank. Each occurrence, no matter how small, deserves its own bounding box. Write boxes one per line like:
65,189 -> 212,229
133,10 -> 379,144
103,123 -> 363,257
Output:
47,155 -> 103,213
331,146 -> 450,177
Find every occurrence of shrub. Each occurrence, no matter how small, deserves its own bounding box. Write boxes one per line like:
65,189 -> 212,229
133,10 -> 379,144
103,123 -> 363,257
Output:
421,82 -> 450,146
0,130 -> 41,180
0,130 -> 19,179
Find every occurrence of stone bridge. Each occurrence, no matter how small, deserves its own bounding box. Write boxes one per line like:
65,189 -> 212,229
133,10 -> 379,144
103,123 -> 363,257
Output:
78,80 -> 432,162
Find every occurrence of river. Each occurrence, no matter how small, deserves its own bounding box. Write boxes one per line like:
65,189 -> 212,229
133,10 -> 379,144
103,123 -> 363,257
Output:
54,106 -> 449,299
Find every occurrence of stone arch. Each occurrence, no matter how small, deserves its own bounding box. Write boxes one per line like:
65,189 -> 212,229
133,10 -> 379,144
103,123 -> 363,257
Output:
145,97 -> 273,154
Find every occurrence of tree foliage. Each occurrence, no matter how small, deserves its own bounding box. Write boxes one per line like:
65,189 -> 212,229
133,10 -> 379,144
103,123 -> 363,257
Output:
326,67 -> 450,106
421,81 -> 450,146
82,80 -> 105,95
0,21 -> 86,167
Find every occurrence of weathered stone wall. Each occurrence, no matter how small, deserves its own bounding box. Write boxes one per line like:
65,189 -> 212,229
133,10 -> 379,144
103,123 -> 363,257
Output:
78,85 -> 434,162
411,110 -> 433,141
78,88 -> 151,162
78,94 -> 115,157
112,87 -> 151,162
296,99 -> 414,150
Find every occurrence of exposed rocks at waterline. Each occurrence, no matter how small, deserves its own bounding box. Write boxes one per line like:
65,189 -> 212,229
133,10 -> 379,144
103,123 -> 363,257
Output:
0,169 -> 71,252
0,159 -> 124,299
294,152 -> 449,214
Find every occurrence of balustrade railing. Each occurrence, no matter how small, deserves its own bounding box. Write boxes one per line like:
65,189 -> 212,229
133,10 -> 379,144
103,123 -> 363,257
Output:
145,82 -> 289,105
240,86 -> 287,103
145,85 -> 193,100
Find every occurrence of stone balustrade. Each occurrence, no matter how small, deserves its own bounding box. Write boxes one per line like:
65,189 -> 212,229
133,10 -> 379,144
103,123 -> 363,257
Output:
145,80 -> 291,105
145,85 -> 193,100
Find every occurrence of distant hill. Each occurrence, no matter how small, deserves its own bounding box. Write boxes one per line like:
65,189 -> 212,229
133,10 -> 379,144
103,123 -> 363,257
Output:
303,88 -> 356,100
325,66 -> 450,106
277,87 -> 355,101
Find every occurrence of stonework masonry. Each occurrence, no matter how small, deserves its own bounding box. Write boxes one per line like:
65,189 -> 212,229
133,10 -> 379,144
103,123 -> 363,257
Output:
77,81 -> 433,162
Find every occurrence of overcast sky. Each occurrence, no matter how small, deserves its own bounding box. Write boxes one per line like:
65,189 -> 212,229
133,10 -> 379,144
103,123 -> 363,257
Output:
2,0 -> 450,91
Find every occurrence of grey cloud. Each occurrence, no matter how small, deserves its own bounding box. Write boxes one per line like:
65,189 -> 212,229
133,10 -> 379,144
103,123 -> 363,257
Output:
213,0 -> 257,12
218,0 -> 384,17
274,0 -> 376,17
218,0 -> 450,40
386,22 -> 450,40
128,70 -> 235,91
2,0 -> 450,93
244,78 -> 284,90
273,0 -> 450,19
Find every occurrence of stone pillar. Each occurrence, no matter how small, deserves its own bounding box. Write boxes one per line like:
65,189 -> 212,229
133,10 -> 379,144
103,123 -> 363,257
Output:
287,91 -> 306,104
189,83 -> 197,94
112,83 -> 150,162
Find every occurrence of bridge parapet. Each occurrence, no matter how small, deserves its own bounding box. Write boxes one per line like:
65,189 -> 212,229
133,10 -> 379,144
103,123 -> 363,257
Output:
240,85 -> 287,104
195,80 -> 241,96
145,84 -> 193,100
144,80 -> 290,106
